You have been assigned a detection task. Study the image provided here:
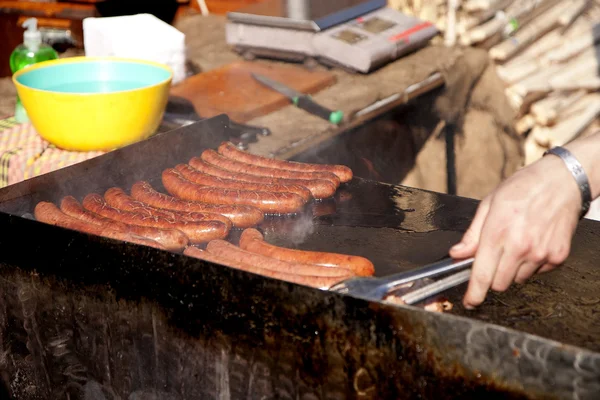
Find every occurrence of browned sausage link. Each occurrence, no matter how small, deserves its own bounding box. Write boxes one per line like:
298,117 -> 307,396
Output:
184,246 -> 340,290
175,163 -> 313,203
206,239 -> 353,279
60,196 -> 188,252
201,149 -> 341,188
104,187 -> 233,230
239,228 -> 375,277
82,193 -> 229,244
34,202 -> 166,250
311,201 -> 337,218
162,168 -> 307,215
130,181 -> 264,228
188,157 -> 336,200
218,141 -> 353,183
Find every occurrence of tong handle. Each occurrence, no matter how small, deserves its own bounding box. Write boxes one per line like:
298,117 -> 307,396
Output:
401,269 -> 472,305
371,257 -> 474,299
229,121 -> 271,136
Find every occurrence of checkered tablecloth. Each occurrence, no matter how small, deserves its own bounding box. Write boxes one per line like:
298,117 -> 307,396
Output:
0,118 -> 105,188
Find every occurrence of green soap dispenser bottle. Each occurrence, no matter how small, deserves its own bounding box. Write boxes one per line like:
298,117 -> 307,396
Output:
10,18 -> 59,123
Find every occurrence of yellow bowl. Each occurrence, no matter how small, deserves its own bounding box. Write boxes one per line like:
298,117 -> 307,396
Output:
12,56 -> 173,152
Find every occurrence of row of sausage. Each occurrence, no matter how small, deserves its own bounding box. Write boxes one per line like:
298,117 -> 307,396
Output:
33,141 -> 375,288
185,228 -> 374,289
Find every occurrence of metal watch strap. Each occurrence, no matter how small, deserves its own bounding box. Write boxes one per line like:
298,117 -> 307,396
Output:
543,146 -> 592,219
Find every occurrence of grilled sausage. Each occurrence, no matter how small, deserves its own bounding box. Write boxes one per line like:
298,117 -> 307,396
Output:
130,181 -> 264,228
104,187 -> 233,230
206,239 -> 353,279
162,168 -> 307,215
34,202 -> 166,250
83,193 -> 229,243
239,228 -> 375,276
188,157 -> 336,199
218,141 -> 353,183
311,201 -> 337,218
60,196 -> 188,252
175,163 -> 313,203
184,246 -> 341,290
201,149 -> 341,188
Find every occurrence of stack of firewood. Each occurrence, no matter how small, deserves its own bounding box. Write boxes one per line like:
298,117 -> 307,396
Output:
389,0 -> 600,166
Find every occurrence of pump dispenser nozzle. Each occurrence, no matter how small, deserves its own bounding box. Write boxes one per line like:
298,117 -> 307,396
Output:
10,17 -> 58,123
22,18 -> 41,52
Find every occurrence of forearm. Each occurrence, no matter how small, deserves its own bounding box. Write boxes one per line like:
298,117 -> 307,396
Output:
564,130 -> 600,199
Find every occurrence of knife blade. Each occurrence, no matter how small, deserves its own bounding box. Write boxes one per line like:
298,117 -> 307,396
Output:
251,73 -> 344,125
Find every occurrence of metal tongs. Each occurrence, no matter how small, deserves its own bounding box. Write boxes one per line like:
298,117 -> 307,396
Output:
330,257 -> 474,305
162,96 -> 271,149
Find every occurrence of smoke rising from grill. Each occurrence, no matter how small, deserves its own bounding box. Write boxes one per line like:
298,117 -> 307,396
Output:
282,211 -> 315,246
285,119 -> 415,186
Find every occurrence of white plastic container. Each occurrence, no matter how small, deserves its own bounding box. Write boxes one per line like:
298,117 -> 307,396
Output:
83,13 -> 186,84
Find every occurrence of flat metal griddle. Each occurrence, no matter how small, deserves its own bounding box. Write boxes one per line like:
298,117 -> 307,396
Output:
0,117 -> 598,399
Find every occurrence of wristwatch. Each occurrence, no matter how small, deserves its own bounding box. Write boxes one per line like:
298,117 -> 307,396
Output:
543,146 -> 592,219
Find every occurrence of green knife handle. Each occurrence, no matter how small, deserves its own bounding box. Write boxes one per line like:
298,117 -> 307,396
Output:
294,96 -> 344,125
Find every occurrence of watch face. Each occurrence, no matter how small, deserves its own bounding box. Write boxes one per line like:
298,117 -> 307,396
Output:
357,17 -> 396,33
332,29 -> 367,44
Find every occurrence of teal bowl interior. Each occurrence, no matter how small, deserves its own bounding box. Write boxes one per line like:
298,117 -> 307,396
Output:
15,59 -> 172,94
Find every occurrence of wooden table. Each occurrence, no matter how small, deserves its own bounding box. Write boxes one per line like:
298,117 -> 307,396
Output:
174,15 -> 447,160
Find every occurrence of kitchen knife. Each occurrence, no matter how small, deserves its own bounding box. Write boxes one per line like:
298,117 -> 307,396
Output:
251,73 -> 344,125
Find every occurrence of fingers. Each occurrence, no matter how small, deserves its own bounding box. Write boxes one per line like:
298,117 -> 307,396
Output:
492,215 -> 573,289
519,262 -> 558,280
492,259 -> 525,292
462,216 -> 504,309
514,261 -> 543,284
547,217 -> 576,266
515,249 -> 567,282
538,264 -> 556,274
512,223 -> 552,284
455,163 -> 580,309
522,218 -> 575,279
490,219 -> 536,291
450,198 -> 491,259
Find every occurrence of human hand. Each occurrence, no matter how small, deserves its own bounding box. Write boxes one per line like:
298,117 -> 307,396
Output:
449,155 -> 582,309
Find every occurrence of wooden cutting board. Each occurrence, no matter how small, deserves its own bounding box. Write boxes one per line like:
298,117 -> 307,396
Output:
170,61 -> 337,123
